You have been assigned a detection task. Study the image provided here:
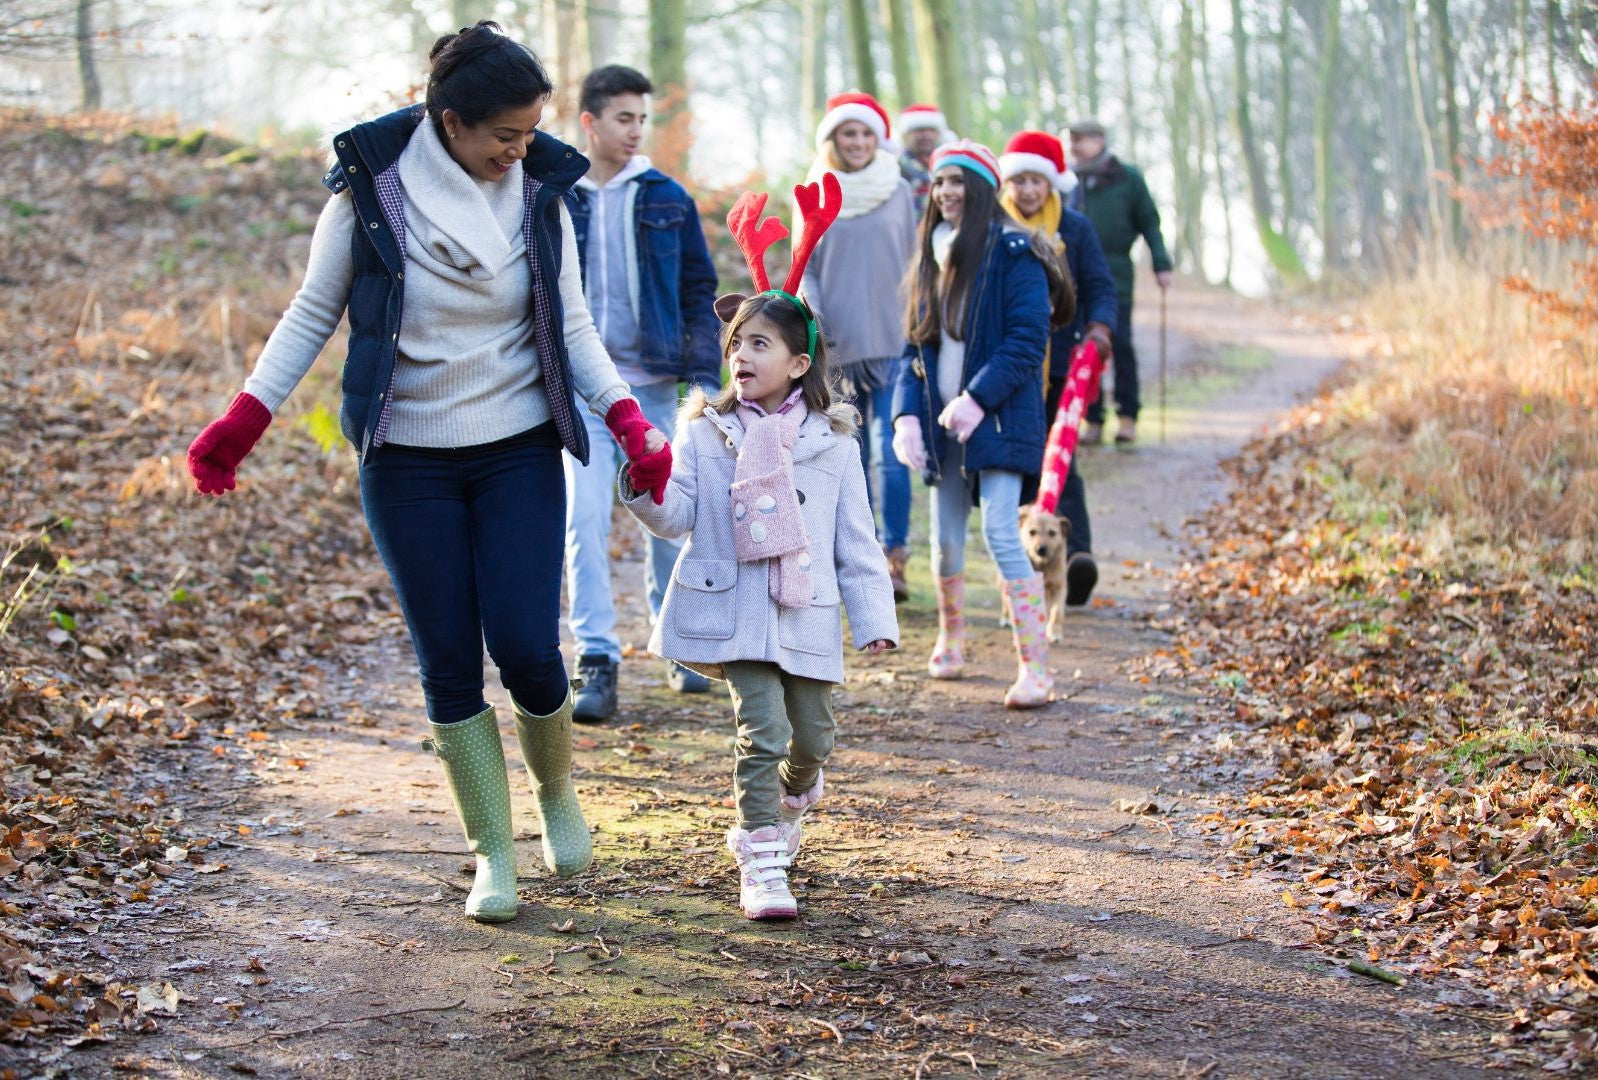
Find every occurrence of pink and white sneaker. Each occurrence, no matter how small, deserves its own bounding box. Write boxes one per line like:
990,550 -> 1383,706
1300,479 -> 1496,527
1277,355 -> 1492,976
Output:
777,771 -> 824,860
726,825 -> 798,920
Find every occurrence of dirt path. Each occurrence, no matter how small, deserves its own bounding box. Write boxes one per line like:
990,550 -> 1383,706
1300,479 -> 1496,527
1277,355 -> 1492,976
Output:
64,283 -> 1514,1079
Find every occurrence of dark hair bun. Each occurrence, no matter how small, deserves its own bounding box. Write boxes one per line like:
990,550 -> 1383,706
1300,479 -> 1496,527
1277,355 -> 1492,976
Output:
424,21 -> 553,133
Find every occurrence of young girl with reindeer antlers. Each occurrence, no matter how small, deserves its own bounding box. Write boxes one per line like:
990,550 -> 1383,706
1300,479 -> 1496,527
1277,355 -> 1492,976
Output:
622,174 -> 899,921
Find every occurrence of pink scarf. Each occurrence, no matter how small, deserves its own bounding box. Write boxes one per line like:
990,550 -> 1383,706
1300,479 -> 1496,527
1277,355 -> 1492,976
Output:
731,393 -> 812,608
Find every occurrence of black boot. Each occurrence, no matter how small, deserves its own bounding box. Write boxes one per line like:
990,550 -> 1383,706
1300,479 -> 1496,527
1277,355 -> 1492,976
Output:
1066,552 -> 1099,607
571,653 -> 618,724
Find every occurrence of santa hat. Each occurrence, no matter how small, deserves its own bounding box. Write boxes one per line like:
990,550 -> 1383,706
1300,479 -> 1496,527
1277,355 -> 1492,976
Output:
898,103 -> 947,134
999,130 -> 1074,191
929,139 -> 1002,188
815,92 -> 891,151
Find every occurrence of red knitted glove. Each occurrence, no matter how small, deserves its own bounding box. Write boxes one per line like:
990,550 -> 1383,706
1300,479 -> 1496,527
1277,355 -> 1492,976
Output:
187,392 -> 273,496
605,398 -> 672,505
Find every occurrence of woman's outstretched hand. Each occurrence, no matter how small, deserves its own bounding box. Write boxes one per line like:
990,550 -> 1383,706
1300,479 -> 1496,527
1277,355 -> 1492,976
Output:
606,398 -> 672,505
187,392 -> 273,496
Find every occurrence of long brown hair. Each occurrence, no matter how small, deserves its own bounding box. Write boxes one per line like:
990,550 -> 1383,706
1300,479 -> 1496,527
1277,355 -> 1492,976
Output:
708,293 -> 837,417
903,165 -> 1075,343
903,165 -> 1006,344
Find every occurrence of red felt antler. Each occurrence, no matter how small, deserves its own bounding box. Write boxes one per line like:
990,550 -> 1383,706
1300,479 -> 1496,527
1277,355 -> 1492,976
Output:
726,191 -> 789,293
783,172 -> 843,294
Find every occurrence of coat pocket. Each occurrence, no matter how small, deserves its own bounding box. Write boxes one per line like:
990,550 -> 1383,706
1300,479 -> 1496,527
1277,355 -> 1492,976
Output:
672,558 -> 738,640
778,575 -> 840,656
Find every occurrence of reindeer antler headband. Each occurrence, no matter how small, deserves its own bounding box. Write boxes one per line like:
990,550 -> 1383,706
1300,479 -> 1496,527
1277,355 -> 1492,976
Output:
719,172 -> 844,355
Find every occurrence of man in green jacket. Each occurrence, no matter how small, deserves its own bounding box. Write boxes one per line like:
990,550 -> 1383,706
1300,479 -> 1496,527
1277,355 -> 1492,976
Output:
1067,117 -> 1173,445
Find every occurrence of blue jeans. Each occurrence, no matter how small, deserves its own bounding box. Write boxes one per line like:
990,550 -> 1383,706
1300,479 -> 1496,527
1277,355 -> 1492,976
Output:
1086,303 -> 1141,423
360,425 -> 569,724
928,440 -> 1032,581
852,375 -> 911,550
564,380 -> 683,662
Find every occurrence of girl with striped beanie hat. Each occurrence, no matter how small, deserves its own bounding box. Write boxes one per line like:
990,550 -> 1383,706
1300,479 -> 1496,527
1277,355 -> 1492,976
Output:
890,139 -> 1074,709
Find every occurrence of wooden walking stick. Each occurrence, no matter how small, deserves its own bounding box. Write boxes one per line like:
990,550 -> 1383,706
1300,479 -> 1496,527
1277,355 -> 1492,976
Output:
1159,286 -> 1168,445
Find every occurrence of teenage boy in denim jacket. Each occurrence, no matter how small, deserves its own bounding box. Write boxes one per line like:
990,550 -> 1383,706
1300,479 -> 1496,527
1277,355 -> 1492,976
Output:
563,65 -> 722,721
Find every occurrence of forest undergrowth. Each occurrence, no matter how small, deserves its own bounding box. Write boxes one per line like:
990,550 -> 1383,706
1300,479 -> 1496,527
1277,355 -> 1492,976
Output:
0,108 -> 382,1059
1155,245 -> 1598,1066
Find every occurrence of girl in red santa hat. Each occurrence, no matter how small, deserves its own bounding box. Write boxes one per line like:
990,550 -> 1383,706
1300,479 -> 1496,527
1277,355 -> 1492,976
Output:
797,92 -> 919,603
890,140 -> 1074,708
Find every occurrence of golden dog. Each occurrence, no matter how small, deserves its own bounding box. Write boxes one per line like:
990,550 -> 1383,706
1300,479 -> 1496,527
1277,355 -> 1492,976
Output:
998,505 -> 1069,642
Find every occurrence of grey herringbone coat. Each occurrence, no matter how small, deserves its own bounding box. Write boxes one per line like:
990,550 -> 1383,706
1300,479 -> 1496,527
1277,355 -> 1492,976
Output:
621,392 -> 899,683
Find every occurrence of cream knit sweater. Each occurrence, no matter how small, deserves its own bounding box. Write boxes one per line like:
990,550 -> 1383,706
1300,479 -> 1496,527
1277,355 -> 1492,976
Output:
244,119 -> 629,448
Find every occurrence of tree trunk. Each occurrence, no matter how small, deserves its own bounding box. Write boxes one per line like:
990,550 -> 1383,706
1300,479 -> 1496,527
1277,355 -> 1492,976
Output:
845,0 -> 879,97
1403,0 -> 1443,253
880,0 -> 916,107
1231,0 -> 1305,280
801,0 -> 829,136
76,0 -> 101,111
1121,0 -> 1138,159
1171,0 -> 1199,272
1019,0 -> 1057,123
1545,0 -> 1559,110
543,0 -> 583,139
1427,0 -> 1463,247
912,0 -> 967,133
1084,0 -> 1101,115
649,0 -> 691,172
1275,0 -> 1295,231
1314,0 -> 1341,273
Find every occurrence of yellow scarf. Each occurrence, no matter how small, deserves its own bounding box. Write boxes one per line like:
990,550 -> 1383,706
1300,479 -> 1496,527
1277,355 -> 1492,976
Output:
999,189 -> 1065,386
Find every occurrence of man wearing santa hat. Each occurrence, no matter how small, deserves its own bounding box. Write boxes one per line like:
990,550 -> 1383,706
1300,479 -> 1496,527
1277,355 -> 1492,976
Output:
897,103 -> 950,215
999,130 -> 1118,606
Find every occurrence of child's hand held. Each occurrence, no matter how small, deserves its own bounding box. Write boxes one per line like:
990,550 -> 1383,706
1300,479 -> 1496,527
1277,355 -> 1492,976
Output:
862,639 -> 895,654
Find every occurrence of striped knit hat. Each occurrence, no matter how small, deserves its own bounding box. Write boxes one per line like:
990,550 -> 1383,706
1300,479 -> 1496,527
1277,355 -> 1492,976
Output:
929,139 -> 1001,188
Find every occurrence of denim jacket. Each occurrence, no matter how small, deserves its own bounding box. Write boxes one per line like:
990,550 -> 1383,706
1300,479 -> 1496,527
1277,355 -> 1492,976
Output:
566,169 -> 722,391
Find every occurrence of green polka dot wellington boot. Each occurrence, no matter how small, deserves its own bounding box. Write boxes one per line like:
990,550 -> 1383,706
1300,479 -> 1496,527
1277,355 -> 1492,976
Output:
512,689 -> 594,877
425,707 -> 520,923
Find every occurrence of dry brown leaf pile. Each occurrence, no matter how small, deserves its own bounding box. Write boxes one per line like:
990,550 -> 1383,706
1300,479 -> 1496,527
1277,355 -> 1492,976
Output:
1152,409 -> 1598,1070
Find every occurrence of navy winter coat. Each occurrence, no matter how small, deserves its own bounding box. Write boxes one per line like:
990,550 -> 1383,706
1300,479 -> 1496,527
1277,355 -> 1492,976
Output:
565,170 -> 722,391
321,105 -> 595,464
890,225 -> 1052,481
1050,207 -> 1118,381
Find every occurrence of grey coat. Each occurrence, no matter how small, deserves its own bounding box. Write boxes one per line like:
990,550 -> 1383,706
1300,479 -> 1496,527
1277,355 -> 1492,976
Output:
799,181 -> 918,371
621,393 -> 900,683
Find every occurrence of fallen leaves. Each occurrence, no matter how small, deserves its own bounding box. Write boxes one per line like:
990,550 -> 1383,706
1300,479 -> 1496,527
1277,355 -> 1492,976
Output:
1164,399 -> 1598,1070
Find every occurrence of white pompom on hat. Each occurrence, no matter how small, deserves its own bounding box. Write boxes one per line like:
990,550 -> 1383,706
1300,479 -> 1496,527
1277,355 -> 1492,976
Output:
815,92 -> 891,151
999,130 -> 1076,192
898,103 -> 947,134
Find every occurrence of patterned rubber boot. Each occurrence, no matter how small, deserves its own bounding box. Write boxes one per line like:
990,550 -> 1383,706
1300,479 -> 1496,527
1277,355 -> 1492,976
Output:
511,690 -> 594,877
777,770 -> 824,861
929,573 -> 966,679
425,707 -> 519,923
727,825 -> 798,920
1001,574 -> 1054,709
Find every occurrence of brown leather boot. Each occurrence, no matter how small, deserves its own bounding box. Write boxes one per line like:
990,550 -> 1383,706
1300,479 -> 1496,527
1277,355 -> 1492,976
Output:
883,544 -> 909,603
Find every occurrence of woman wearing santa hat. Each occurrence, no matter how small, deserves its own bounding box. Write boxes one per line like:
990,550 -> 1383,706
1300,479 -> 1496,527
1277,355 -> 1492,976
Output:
798,91 -> 919,602
998,130 -> 1118,607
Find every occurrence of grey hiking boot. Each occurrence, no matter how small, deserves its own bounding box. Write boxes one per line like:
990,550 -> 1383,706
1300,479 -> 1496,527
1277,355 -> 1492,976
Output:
571,653 -> 617,724
666,661 -> 711,693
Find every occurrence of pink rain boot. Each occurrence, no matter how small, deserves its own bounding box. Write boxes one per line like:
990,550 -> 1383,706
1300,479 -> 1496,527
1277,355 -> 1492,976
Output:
777,770 -> 823,860
929,574 -> 966,679
1000,574 -> 1054,708
726,825 -> 798,920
